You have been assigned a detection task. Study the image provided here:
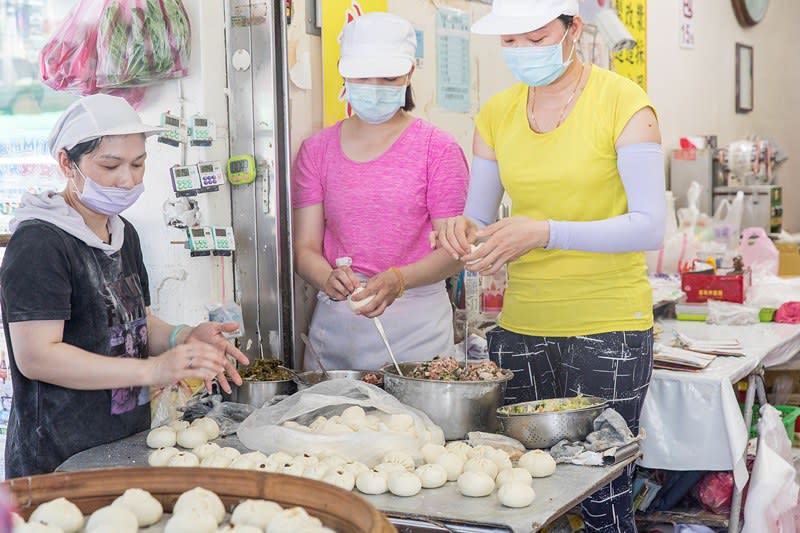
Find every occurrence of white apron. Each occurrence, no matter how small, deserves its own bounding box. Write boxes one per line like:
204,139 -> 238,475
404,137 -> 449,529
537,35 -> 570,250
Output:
306,281 -> 454,371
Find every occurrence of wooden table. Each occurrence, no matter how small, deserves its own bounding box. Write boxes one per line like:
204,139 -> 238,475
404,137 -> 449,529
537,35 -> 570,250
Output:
59,431 -> 637,533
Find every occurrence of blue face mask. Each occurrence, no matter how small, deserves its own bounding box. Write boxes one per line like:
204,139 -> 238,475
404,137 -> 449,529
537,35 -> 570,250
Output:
345,81 -> 407,124
73,163 -> 144,216
502,28 -> 575,87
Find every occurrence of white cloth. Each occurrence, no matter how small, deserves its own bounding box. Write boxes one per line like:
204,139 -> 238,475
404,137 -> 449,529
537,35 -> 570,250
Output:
306,281 -> 453,371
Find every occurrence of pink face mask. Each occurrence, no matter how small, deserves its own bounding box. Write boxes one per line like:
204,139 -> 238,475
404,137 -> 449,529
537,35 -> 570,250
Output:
73,163 -> 144,215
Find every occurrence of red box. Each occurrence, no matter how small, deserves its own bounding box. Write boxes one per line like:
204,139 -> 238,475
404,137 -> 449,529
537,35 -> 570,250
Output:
681,268 -> 752,304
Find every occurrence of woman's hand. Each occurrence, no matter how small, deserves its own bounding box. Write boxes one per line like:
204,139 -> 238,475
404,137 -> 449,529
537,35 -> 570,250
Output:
323,266 -> 360,301
429,216 -> 479,260
184,322 -> 250,393
462,217 -> 550,276
352,270 -> 402,318
148,341 -> 230,392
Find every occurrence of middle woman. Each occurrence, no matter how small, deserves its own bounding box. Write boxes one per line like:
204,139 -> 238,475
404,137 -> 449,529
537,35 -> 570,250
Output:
293,12 -> 469,370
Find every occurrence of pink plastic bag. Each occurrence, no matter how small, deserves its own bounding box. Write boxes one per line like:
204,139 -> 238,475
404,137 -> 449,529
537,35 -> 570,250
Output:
739,227 -> 779,276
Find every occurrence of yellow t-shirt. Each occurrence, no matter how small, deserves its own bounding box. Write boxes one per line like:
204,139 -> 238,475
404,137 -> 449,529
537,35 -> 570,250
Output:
475,66 -> 655,337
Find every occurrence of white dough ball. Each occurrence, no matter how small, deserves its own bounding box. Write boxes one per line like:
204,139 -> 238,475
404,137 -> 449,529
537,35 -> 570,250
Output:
14,524 -> 62,533
169,420 -> 190,431
176,427 -> 208,449
193,442 -> 221,460
266,507 -> 322,533
518,450 -> 556,478
382,451 -> 416,471
279,459 -> 306,477
216,525 -> 263,533
217,447 -> 242,461
348,287 -> 374,311
433,452 -> 464,481
321,421 -> 353,435
230,499 -> 283,528
415,464 -> 448,489
445,441 -> 473,461
322,468 -> 356,491
463,457 -> 499,479
421,443 -> 447,464
29,497 -> 84,533
318,455 -> 347,469
269,451 -> 294,464
373,462 -> 408,476
165,512 -> 217,533
229,455 -> 257,470
173,487 -> 225,525
201,453 -> 234,468
495,467 -> 533,487
308,416 -> 328,432
167,451 -> 200,467
341,405 -> 366,423
146,426 -> 177,449
388,414 -> 414,432
498,482 -> 536,508
341,461 -> 370,478
489,452 -> 513,472
191,417 -> 221,440
148,446 -> 180,466
240,451 -> 269,464
457,471 -> 495,498
85,505 -> 138,532
302,463 -> 330,480
387,471 -> 422,497
112,488 -> 163,527
356,470 -> 389,495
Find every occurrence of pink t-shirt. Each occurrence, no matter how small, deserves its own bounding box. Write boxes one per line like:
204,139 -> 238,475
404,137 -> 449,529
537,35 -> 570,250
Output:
292,119 -> 469,277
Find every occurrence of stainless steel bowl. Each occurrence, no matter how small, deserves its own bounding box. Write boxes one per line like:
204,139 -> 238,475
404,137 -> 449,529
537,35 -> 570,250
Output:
496,396 -> 608,449
233,379 -> 295,408
296,370 -> 383,391
381,362 -> 513,440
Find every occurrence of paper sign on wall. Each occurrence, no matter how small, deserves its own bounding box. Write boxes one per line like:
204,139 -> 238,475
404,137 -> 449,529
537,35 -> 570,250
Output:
680,0 -> 695,49
612,0 -> 647,91
436,8 -> 471,113
321,0 -> 388,126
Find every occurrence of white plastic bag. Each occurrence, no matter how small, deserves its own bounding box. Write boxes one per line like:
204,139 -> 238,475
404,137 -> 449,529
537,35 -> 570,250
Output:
706,300 -> 760,326
742,404 -> 799,533
150,382 -> 191,428
712,191 -> 744,250
237,380 -> 445,466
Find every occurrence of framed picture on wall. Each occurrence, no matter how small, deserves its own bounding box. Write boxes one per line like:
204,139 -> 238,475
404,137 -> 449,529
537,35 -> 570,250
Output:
736,43 -> 753,113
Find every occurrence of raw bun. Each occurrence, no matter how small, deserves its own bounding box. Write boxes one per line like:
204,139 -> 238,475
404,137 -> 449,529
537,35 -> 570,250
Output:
302,463 -> 330,480
387,471 -> 422,497
165,512 -> 217,533
415,464 -> 448,489
269,451 -> 294,464
230,499 -> 283,528
15,524 -> 63,533
112,488 -> 163,527
201,453 -> 234,468
433,452 -> 465,481
169,420 -> 190,431
388,414 -> 414,432
495,467 -> 533,487
322,468 -> 356,491
318,454 -> 347,469
457,471 -> 495,497
173,487 -> 225,524
167,451 -> 200,467
489,451 -> 513,472
217,525 -> 263,533
229,455 -> 257,470
421,443 -> 447,464
176,427 -> 209,449
348,287 -> 374,312
148,446 -> 180,466
498,482 -> 536,508
463,457 -> 499,479
192,417 -> 221,440
340,405 -> 366,426
146,426 -> 176,449
341,461 -> 370,478
382,451 -> 416,471
217,447 -> 242,461
373,462 -> 408,476
29,496 -> 84,532
85,505 -> 138,532
445,441 -> 473,461
192,442 -> 221,460
518,450 -> 556,478
278,459 -> 305,477
356,470 -> 389,495
266,507 -> 322,533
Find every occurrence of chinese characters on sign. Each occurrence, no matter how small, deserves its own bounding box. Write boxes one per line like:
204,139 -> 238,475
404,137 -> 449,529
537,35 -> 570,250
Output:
612,0 -> 647,91
436,8 -> 471,113
681,0 -> 695,49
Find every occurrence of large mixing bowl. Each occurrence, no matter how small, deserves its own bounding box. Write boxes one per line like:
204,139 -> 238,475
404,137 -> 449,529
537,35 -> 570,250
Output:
496,396 -> 608,449
296,370 -> 383,391
381,362 -> 513,440
233,379 -> 295,408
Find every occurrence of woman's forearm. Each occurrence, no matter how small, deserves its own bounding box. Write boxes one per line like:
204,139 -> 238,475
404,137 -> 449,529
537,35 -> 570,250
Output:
398,248 -> 463,290
295,247 -> 334,292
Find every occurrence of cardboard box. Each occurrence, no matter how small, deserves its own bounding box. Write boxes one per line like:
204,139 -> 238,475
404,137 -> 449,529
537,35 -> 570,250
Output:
778,242 -> 800,277
681,268 -> 752,304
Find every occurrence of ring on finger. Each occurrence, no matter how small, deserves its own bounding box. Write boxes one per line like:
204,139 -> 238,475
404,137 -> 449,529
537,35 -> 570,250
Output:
187,357 -> 194,369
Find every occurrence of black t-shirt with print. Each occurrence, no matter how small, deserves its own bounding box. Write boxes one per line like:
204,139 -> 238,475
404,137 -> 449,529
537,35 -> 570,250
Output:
0,218 -> 151,478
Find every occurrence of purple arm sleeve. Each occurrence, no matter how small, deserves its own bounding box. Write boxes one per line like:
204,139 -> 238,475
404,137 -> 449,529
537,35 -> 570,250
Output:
464,156 -> 504,227
546,143 -> 666,253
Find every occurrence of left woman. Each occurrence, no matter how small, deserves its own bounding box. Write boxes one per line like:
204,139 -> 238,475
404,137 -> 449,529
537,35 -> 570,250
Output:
0,94 -> 249,478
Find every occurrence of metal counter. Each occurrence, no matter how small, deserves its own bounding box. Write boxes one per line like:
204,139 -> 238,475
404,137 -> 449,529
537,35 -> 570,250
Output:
58,431 -> 636,532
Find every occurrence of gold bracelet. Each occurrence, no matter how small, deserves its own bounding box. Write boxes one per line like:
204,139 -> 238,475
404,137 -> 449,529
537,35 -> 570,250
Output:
388,267 -> 405,299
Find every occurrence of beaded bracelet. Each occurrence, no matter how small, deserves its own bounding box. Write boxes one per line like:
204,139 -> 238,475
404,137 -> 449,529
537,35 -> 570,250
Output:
168,324 -> 191,349
388,267 -> 405,299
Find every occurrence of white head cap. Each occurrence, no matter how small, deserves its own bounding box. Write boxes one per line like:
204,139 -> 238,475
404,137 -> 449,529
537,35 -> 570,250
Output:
47,94 -> 163,158
472,0 -> 580,36
339,12 -> 417,79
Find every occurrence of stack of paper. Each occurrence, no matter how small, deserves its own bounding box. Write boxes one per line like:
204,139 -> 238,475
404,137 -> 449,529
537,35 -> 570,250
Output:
654,343 -> 715,371
675,332 -> 746,356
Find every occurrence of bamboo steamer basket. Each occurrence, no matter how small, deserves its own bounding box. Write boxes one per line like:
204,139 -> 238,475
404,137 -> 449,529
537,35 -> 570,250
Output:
4,467 -> 395,533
